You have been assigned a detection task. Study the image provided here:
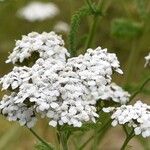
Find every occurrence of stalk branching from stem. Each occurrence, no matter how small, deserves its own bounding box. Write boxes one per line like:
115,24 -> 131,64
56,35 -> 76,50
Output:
121,128 -> 135,150
29,128 -> 53,150
78,119 -> 112,150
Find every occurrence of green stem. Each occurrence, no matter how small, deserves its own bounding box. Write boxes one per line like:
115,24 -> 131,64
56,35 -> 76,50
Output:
92,130 -> 99,150
29,128 -> 52,149
125,40 -> 137,85
57,128 -> 69,150
84,0 -> 102,50
128,76 -> 150,104
121,129 -> 135,150
94,121 -> 111,149
125,83 -> 150,96
122,125 -> 128,137
78,119 -> 111,150
85,14 -> 100,49
125,14 -> 149,85
79,135 -> 93,150
60,133 -> 68,150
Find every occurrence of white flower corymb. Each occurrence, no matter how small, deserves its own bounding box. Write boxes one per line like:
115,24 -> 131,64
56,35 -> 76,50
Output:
0,31 -> 124,128
103,101 -> 150,138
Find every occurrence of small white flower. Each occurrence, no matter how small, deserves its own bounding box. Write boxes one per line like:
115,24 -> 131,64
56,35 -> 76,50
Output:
103,107 -> 115,113
134,127 -> 142,135
49,120 -> 57,127
50,102 -> 59,109
112,120 -> 118,126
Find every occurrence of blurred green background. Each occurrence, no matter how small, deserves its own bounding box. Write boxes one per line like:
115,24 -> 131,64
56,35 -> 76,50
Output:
0,0 -> 150,149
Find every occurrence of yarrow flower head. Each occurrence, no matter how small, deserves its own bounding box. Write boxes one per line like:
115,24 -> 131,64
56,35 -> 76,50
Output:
17,2 -> 59,22
103,101 -> 150,138
54,21 -> 70,33
0,31 -> 124,128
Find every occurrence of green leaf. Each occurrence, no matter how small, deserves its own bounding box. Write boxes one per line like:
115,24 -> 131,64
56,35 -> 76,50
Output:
111,18 -> 142,39
68,5 -> 93,56
34,142 -> 54,150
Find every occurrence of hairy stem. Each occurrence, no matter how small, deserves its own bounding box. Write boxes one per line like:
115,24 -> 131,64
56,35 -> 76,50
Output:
29,128 -> 52,149
121,129 -> 135,150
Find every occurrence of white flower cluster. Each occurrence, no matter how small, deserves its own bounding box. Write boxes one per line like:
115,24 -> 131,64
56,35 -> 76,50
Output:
0,93 -> 37,128
54,21 -> 70,33
145,52 -> 150,67
6,32 -> 69,64
103,101 -> 150,138
0,32 -> 124,128
0,66 -> 31,90
17,2 -> 59,22
100,83 -> 130,104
